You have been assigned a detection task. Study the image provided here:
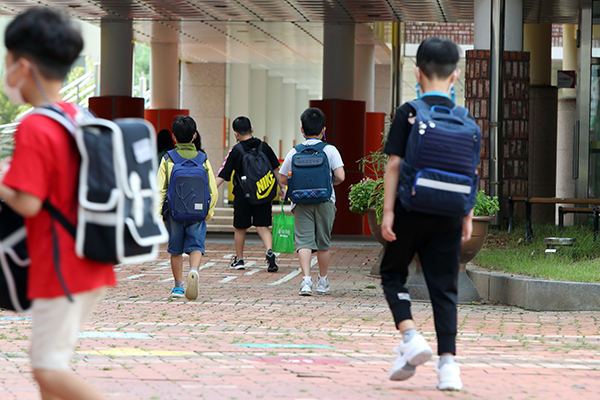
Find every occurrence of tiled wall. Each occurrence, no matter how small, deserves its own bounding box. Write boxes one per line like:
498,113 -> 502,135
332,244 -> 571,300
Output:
465,50 -> 530,200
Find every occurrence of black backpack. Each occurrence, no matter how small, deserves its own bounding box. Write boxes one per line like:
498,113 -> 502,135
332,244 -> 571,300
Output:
0,105 -> 169,308
234,142 -> 277,205
0,201 -> 30,312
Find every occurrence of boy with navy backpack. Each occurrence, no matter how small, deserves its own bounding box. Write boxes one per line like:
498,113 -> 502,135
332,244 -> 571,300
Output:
158,116 -> 218,300
380,37 -> 481,391
279,108 -> 345,296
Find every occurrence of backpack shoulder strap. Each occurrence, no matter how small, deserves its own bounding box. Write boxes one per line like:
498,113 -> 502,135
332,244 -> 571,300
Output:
192,151 -> 207,165
408,99 -> 430,114
30,105 -> 78,136
312,141 -> 328,151
167,149 -> 185,164
234,142 -> 245,155
451,105 -> 469,119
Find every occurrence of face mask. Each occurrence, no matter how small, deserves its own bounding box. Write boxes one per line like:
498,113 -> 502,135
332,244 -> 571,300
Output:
4,63 -> 25,105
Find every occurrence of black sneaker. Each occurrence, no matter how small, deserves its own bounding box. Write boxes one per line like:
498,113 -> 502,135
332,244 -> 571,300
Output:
230,257 -> 245,270
266,249 -> 278,273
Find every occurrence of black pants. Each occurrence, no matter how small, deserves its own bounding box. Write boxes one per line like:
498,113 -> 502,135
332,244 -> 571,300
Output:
380,200 -> 463,355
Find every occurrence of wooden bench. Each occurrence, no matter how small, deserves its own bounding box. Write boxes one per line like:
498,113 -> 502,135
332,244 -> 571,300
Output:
558,206 -> 599,240
508,197 -> 600,239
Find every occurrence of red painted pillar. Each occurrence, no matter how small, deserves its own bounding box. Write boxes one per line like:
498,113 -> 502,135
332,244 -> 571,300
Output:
310,99 -> 366,235
145,109 -> 190,134
88,96 -> 145,120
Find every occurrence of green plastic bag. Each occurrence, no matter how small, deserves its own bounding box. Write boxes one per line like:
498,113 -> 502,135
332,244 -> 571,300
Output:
272,203 -> 295,254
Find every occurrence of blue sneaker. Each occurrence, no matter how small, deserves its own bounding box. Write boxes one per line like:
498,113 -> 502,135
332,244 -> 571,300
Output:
170,287 -> 185,298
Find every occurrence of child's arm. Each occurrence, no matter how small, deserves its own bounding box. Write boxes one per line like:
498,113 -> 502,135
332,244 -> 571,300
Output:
381,154 -> 402,242
332,166 -> 345,186
205,159 -> 219,221
0,184 -> 42,217
156,157 -> 168,217
462,208 -> 474,242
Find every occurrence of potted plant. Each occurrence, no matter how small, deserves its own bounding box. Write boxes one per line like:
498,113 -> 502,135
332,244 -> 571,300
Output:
461,190 -> 500,267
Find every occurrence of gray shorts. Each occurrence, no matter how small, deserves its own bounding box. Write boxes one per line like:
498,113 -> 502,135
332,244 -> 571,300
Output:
294,201 -> 337,251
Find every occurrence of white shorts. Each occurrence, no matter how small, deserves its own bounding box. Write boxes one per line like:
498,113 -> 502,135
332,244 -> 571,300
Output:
30,287 -> 106,371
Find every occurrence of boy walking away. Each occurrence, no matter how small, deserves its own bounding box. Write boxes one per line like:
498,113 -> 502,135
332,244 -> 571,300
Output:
380,37 -> 481,391
216,116 -> 285,272
157,116 -> 218,300
0,8 -> 115,400
279,108 -> 345,296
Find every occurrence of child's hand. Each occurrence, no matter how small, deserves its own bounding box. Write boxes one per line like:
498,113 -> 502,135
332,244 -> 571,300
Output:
462,211 -> 473,242
278,187 -> 286,201
0,156 -> 12,180
381,211 -> 396,242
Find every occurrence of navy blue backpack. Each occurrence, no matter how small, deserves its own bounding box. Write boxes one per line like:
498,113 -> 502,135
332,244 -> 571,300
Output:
398,100 -> 481,217
166,150 -> 211,222
288,141 -> 332,204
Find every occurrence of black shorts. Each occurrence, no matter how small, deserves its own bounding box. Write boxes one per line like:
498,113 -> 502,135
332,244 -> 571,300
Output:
233,195 -> 272,229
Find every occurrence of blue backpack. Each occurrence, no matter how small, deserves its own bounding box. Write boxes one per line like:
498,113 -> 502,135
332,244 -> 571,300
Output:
288,141 -> 332,204
398,100 -> 481,217
166,150 -> 211,222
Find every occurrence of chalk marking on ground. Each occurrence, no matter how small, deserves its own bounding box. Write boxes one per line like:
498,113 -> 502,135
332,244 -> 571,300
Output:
268,268 -> 302,286
123,274 -> 147,280
219,276 -> 238,283
245,269 -> 261,276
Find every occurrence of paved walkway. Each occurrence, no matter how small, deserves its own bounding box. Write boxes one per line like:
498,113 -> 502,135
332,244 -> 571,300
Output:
1,242 -> 600,399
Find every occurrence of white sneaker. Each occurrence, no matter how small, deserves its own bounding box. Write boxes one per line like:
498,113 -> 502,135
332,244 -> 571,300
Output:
299,277 -> 313,296
316,276 -> 330,294
389,333 -> 433,381
436,362 -> 463,391
185,268 -> 199,300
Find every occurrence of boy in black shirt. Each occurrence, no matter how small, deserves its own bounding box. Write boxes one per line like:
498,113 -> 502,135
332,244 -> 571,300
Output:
216,116 -> 285,272
380,37 -> 473,391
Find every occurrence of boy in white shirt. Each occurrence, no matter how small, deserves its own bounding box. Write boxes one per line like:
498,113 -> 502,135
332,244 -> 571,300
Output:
279,108 -> 345,296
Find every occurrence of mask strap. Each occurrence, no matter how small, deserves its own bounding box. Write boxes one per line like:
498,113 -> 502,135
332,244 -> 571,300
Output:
30,66 -> 52,105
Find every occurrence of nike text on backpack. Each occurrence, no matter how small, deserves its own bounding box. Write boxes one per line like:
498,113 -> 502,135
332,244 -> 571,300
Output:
166,149 -> 211,222
234,142 -> 277,205
0,201 -> 30,312
13,105 -> 169,302
288,141 -> 332,204
398,100 -> 481,217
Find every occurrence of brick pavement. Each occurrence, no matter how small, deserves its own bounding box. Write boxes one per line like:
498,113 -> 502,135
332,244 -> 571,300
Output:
1,242 -> 600,399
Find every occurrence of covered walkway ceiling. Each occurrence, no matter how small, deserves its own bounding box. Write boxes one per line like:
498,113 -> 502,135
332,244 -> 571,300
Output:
0,1 -> 581,95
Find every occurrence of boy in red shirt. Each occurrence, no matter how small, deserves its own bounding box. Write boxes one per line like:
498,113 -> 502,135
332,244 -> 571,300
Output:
0,8 -> 114,400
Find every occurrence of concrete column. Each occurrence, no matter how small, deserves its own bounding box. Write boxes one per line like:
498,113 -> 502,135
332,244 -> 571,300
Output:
295,89 -> 309,146
249,68 -> 267,141
374,64 -> 391,114
180,62 -> 226,205
323,23 -> 354,100
229,63 -> 250,143
266,75 -> 283,156
556,24 -> 578,222
150,42 -> 179,109
281,83 -> 296,158
100,20 -> 133,96
523,24 -> 553,86
474,0 -> 523,51
354,45 -> 375,112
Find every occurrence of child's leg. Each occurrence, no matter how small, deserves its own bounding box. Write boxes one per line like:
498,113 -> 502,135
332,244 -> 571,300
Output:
189,250 -> 203,270
35,370 -> 108,400
256,226 -> 273,250
316,250 -> 330,276
31,288 -> 107,400
298,248 -> 312,276
417,218 -> 462,356
234,228 -> 246,259
171,254 -> 183,281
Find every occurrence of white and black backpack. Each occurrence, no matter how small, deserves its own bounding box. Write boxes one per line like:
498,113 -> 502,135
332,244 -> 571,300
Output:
0,105 -> 168,309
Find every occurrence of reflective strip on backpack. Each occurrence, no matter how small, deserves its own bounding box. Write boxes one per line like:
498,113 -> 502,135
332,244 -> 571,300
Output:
415,177 -> 471,194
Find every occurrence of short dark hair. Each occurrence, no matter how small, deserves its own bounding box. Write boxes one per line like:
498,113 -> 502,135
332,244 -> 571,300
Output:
5,7 -> 83,81
416,37 -> 460,80
172,115 -> 197,143
232,116 -> 252,135
300,108 -> 326,137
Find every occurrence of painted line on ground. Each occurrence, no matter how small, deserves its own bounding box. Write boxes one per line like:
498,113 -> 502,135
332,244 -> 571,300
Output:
123,274 -> 147,280
77,349 -> 194,357
199,262 -> 215,271
244,269 -> 261,276
219,276 -> 238,283
268,268 -> 302,286
79,331 -> 153,339
235,343 -> 333,349
160,277 -> 175,282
